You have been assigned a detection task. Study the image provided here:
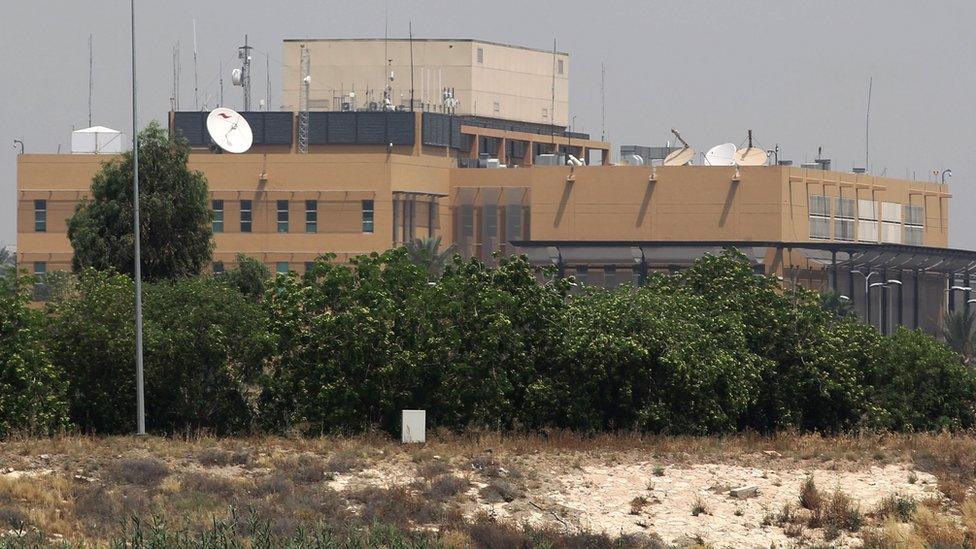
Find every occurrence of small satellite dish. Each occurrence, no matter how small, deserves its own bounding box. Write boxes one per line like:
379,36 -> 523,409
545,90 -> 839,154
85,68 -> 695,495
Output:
663,147 -> 695,166
734,147 -> 769,166
704,143 -> 737,166
206,108 -> 253,154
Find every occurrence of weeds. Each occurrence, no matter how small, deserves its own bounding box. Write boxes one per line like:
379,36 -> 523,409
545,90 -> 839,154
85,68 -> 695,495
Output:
105,457 -> 169,487
691,496 -> 708,516
630,496 -> 649,515
479,479 -> 523,503
426,475 -> 468,502
873,494 -> 917,522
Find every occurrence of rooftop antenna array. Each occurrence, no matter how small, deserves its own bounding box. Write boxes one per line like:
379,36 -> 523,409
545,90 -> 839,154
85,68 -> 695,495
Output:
236,35 -> 253,111
663,128 -> 694,166
192,20 -> 199,110
298,44 -> 311,154
265,53 -> 272,110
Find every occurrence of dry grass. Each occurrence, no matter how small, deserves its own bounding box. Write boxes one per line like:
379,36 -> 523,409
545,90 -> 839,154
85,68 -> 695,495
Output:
2,431 -> 976,546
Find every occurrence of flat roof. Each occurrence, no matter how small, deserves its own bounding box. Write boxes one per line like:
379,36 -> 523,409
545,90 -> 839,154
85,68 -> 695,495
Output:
282,38 -> 569,56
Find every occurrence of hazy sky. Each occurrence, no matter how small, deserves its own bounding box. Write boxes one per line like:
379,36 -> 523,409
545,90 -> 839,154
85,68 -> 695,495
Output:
2,1 -> 974,249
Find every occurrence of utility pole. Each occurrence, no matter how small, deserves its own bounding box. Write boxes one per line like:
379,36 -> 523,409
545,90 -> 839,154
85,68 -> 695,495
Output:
130,0 -> 145,437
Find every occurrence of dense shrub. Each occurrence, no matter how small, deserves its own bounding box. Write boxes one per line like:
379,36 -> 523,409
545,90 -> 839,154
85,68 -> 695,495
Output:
0,275 -> 69,436
16,248 -> 976,438
47,269 -> 273,434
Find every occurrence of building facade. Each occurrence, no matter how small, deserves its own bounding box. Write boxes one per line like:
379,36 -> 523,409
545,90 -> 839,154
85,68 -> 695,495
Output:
14,38 -> 971,336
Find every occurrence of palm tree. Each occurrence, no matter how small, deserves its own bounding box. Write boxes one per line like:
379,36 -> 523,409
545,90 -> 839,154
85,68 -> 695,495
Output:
942,310 -> 976,363
404,236 -> 456,280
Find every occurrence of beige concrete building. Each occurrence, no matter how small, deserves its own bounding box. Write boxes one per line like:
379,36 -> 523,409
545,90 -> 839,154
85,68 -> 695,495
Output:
14,37 -> 971,336
280,39 -> 569,126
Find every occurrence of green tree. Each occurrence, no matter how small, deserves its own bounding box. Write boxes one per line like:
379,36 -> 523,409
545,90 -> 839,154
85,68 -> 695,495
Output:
404,236 -> 456,280
0,273 -> 69,437
67,121 -> 213,282
872,328 -> 976,430
47,269 -> 272,434
942,310 -> 975,363
221,253 -> 271,300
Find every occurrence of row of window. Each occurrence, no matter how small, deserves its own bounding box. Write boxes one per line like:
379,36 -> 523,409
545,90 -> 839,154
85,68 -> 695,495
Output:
808,195 -> 924,244
212,261 -> 318,276
32,199 -> 374,235
212,199 -> 374,234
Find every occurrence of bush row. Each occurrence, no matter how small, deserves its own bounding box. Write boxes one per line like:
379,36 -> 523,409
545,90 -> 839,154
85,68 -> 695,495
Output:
1,250 -> 974,437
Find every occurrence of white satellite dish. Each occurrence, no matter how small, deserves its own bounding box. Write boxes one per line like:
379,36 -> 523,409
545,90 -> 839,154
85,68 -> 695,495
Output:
704,143 -> 737,166
231,68 -> 242,86
663,147 -> 695,166
206,107 -> 253,154
734,147 -> 769,166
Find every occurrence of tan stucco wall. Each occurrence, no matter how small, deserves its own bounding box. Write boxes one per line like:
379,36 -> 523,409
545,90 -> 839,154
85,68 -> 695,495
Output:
280,39 -> 569,126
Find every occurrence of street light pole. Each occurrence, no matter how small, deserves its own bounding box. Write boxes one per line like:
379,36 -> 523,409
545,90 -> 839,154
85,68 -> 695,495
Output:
131,0 -> 145,436
852,270 -> 877,323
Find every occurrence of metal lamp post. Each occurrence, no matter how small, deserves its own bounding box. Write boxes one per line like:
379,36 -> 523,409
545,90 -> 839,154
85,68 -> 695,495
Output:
852,270 -> 878,322
131,0 -> 145,436
882,279 -> 902,334
946,285 -> 972,313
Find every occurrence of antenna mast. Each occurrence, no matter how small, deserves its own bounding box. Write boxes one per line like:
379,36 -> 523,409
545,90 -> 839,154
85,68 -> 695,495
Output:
550,38 -> 556,146
298,44 -> 311,154
266,53 -> 271,110
865,76 -> 873,173
238,34 -> 252,111
192,20 -> 199,110
88,34 -> 93,127
600,62 -> 605,142
409,22 -> 415,111
218,60 -> 224,107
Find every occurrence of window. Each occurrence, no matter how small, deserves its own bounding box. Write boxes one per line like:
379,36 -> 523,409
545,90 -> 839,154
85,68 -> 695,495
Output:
304,262 -> 315,273
277,200 -> 289,233
881,222 -> 902,244
602,265 -> 616,288
857,199 -> 877,221
557,59 -> 564,75
858,220 -> 879,242
213,261 -> 224,275
808,195 -> 830,240
809,217 -> 830,240
541,108 -> 548,120
240,200 -> 252,233
362,200 -> 374,233
835,197 -> 855,219
881,202 -> 902,223
834,197 -> 855,241
905,204 -> 924,226
34,200 -> 47,232
574,265 -> 588,285
485,204 -> 498,239
492,101 -> 500,115
476,47 -> 484,64
32,261 -> 48,300
305,200 -> 317,233
276,262 -> 289,275
905,226 -> 923,246
212,200 -> 224,233
905,204 -> 924,245
33,261 -> 46,280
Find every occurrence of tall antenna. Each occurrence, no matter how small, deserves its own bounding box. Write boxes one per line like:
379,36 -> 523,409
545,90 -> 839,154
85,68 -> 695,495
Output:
550,38 -> 556,146
88,34 -> 93,127
238,34 -> 252,111
383,0 -> 390,108
865,76 -> 873,173
218,60 -> 224,107
298,44 -> 311,154
265,53 -> 271,110
192,20 -> 199,110
409,22 -> 415,111
600,62 -> 605,142
171,43 -> 180,110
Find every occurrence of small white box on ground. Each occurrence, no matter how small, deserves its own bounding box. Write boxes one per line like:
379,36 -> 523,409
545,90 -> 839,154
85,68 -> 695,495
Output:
401,410 -> 426,443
